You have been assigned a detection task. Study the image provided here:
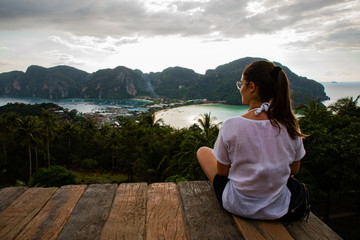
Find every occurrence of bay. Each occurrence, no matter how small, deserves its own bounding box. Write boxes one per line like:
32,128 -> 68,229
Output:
0,81 -> 359,129
0,97 -> 150,114
156,82 -> 360,129
155,104 -> 249,129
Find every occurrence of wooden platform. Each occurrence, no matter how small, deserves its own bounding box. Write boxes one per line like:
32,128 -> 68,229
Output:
0,181 -> 342,240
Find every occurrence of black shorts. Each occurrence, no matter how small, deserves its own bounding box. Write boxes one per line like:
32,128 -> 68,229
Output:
213,174 -> 230,207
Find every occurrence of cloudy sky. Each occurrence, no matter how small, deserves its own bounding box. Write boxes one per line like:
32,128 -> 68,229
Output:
0,0 -> 359,82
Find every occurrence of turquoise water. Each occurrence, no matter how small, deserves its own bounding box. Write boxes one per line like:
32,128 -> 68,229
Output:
0,82 -> 359,128
155,104 -> 248,129
156,82 -> 360,128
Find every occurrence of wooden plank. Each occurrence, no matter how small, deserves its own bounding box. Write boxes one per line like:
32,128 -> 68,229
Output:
178,181 -> 244,240
232,215 -> 294,240
0,187 -> 27,212
15,185 -> 87,240
57,184 -> 117,240
0,187 -> 57,240
100,183 -> 147,240
146,182 -> 190,240
285,212 -> 343,240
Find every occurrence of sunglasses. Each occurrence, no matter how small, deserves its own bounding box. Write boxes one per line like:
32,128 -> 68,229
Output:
236,81 -> 242,90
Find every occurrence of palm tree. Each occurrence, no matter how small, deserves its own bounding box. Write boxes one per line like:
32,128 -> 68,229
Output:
80,118 -> 97,139
196,112 -> 220,144
115,116 -> 139,181
168,113 -> 221,181
61,119 -> 79,151
138,113 -> 164,128
197,112 -> 216,132
172,127 -> 208,180
328,95 -> 360,117
0,113 -> 20,168
197,113 -> 212,130
0,116 -> 6,163
41,110 -> 58,167
101,124 -> 119,170
13,116 -> 43,181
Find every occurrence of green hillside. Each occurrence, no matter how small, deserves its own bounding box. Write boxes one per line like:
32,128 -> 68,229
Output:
0,57 -> 328,106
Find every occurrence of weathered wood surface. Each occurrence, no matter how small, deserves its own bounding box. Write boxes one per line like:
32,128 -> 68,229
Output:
0,187 -> 27,212
0,187 -> 57,240
0,182 -> 342,240
233,215 -> 294,240
57,184 -> 117,240
285,213 -> 342,240
15,185 -> 86,240
100,183 -> 147,240
146,182 -> 189,240
178,181 -> 244,240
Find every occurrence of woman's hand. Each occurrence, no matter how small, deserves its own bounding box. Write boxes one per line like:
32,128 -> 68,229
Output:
217,161 -> 230,177
290,160 -> 300,176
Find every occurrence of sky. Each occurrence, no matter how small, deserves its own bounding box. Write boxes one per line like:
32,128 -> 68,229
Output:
0,0 -> 359,82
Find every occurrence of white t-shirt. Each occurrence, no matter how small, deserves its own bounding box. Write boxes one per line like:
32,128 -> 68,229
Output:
212,116 -> 306,220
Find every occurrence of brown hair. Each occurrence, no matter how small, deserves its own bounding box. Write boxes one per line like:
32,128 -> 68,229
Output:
242,60 -> 305,139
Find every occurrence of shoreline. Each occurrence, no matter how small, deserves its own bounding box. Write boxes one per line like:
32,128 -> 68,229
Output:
153,102 -> 242,117
154,104 -> 249,129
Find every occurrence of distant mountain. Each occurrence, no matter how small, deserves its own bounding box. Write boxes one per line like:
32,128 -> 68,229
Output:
0,65 -> 89,98
0,57 -> 328,106
186,57 -> 328,106
81,66 -> 148,99
146,66 -> 201,99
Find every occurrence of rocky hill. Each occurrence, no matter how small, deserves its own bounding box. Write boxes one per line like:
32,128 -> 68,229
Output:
0,65 -> 89,99
0,57 -> 328,106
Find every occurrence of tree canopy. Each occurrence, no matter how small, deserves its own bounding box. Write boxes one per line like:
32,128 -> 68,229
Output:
0,97 -> 359,224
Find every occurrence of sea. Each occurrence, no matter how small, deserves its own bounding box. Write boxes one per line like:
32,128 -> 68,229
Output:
0,82 -> 359,129
155,81 -> 360,128
0,98 -> 150,114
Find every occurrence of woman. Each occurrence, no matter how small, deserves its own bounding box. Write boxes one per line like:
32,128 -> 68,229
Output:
197,60 -> 306,220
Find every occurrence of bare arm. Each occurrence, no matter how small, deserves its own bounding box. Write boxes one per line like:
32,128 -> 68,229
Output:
217,161 -> 230,176
290,160 -> 300,176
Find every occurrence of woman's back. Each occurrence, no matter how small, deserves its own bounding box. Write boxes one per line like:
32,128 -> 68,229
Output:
197,60 -> 306,220
212,116 -> 305,219
218,117 -> 299,191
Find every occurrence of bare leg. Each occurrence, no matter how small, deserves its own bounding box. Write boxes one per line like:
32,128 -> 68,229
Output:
197,146 -> 218,184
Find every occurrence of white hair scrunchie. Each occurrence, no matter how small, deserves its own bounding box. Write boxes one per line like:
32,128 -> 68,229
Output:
254,102 -> 270,116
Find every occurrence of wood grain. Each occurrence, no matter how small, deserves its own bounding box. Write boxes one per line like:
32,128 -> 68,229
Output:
57,184 -> 117,240
0,187 -> 57,240
232,215 -> 294,240
178,181 -> 244,240
0,187 -> 27,212
0,182 -> 343,240
15,185 -> 87,240
146,182 -> 190,240
285,212 -> 343,240
100,183 -> 147,240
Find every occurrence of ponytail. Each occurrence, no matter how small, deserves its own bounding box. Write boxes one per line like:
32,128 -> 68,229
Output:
243,61 -> 306,139
268,69 -> 305,139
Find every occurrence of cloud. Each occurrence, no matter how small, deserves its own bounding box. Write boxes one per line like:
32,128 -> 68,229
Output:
48,34 -> 138,53
0,58 -> 12,67
44,50 -> 86,67
324,69 -> 351,77
324,70 -> 335,76
0,0 -> 359,50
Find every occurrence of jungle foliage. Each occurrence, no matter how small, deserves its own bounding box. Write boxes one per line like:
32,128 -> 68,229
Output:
0,97 -> 359,223
0,57 -> 327,106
